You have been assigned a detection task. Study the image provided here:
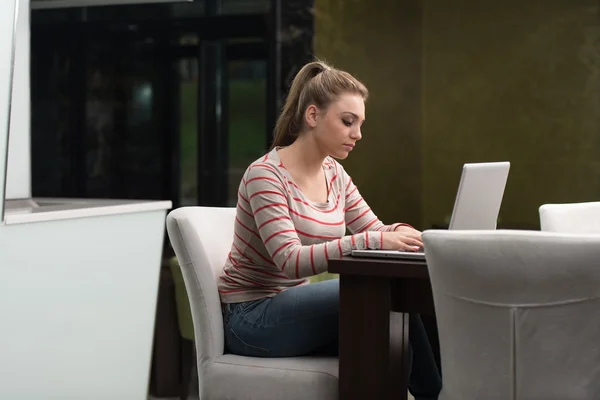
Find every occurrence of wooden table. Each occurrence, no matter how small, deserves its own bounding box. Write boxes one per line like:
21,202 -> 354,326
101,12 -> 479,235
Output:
328,256 -> 436,400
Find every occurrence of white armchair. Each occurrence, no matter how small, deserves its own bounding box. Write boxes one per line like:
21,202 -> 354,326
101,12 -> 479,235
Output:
166,206 -> 338,400
539,201 -> 600,233
423,229 -> 600,400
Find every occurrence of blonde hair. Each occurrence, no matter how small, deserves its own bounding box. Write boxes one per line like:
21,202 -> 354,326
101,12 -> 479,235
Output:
271,59 -> 369,149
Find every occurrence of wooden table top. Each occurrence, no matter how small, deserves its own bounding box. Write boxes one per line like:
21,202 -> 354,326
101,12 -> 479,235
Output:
328,256 -> 429,279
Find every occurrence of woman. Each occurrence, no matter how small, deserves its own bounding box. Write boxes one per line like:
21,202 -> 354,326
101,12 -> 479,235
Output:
218,60 -> 442,399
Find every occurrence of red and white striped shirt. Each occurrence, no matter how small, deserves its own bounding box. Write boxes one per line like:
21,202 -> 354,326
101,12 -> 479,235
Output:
218,148 -> 408,303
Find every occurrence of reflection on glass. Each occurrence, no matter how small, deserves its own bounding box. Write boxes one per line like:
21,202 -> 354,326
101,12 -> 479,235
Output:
84,34 -> 165,200
227,59 -> 267,206
179,57 -> 198,206
30,36 -> 72,197
85,65 -> 116,191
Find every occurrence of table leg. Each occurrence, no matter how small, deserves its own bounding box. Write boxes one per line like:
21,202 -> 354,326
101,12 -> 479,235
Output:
389,311 -> 410,400
339,275 -> 410,399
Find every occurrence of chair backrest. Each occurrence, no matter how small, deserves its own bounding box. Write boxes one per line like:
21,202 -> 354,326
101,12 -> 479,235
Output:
166,207 -> 236,364
423,229 -> 600,400
539,201 -> 600,233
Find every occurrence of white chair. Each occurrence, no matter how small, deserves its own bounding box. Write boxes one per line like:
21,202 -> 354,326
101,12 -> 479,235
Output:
423,229 -> 600,400
166,206 -> 338,400
539,201 -> 600,233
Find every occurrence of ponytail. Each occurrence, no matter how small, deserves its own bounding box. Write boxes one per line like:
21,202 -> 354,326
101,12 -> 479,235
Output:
271,61 -> 328,149
271,59 -> 368,149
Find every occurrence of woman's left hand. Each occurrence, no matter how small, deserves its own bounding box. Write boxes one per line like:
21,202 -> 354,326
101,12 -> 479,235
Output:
394,225 -> 423,250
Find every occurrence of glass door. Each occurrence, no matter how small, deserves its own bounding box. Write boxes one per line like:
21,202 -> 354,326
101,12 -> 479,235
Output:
186,37 -> 270,207
225,44 -> 268,206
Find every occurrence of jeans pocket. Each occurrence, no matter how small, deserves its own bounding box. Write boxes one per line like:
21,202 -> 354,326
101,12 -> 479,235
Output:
222,301 -> 254,325
226,326 -> 271,358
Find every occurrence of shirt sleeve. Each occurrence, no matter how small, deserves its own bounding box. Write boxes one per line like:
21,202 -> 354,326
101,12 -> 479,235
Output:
339,162 -> 413,234
244,164 -> 382,279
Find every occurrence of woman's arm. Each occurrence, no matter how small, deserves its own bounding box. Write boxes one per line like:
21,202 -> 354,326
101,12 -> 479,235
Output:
243,165 -> 382,279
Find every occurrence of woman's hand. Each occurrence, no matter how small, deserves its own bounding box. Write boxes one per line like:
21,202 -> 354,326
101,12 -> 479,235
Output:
381,226 -> 423,251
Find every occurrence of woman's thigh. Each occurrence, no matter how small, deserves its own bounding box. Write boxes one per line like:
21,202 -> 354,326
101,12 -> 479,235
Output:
224,279 -> 339,357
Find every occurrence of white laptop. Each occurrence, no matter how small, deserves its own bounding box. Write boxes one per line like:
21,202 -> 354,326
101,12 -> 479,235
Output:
351,161 -> 511,261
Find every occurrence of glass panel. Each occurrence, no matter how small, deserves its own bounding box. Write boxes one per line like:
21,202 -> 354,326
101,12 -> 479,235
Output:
227,58 -> 267,206
171,1 -> 205,17
30,32 -> 72,197
33,2 -> 206,23
31,6 -> 271,206
220,0 -> 269,15
31,24 -> 170,200
85,32 -> 166,200
85,43 -> 118,197
31,8 -> 80,24
178,57 -> 199,206
84,4 -> 174,22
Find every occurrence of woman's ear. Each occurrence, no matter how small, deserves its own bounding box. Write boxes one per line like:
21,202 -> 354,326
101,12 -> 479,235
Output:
305,105 -> 318,129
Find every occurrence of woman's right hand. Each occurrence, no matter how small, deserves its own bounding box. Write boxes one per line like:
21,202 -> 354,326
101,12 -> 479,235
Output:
381,230 -> 424,251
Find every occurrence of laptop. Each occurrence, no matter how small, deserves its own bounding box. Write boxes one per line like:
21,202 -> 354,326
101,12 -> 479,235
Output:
351,161 -> 511,261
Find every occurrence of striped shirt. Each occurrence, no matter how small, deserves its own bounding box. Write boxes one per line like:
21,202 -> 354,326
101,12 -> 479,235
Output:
218,147 -> 408,303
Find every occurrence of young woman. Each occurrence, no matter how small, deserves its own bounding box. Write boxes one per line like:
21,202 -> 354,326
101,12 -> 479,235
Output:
218,60 -> 442,399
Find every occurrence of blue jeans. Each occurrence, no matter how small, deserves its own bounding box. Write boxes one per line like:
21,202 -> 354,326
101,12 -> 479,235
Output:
222,279 -> 442,399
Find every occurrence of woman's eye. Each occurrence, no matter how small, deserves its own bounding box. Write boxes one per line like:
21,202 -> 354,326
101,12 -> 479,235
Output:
342,119 -> 353,127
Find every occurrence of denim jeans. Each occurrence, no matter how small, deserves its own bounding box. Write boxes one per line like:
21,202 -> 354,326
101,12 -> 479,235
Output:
222,279 -> 442,399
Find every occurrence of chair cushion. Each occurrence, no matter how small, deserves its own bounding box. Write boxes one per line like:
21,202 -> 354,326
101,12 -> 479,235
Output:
204,354 -> 338,400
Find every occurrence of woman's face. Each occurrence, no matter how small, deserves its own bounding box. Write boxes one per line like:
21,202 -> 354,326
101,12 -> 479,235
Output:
308,93 -> 366,160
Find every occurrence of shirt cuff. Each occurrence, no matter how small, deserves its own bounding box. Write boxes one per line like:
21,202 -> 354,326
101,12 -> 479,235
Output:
390,222 -> 414,231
